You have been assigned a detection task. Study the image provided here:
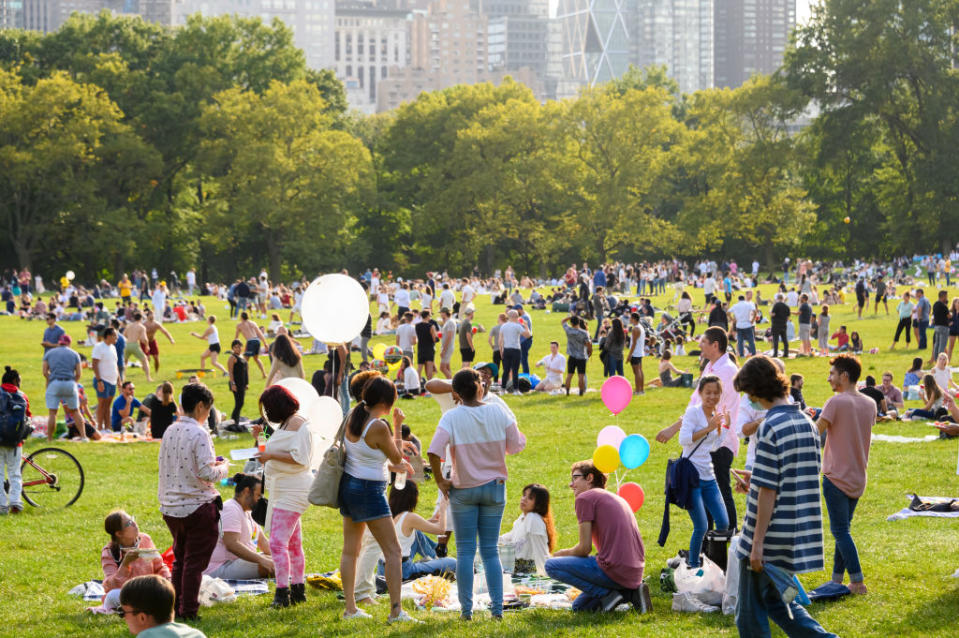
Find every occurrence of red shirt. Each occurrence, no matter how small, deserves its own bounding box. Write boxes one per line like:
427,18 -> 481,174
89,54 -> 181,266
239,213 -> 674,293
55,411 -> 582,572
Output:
575,488 -> 645,588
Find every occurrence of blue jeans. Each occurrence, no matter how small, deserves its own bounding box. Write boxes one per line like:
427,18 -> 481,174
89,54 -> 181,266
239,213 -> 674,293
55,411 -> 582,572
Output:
737,327 -> 757,357
520,338 -> 533,374
822,476 -> 863,583
378,556 -> 457,580
545,556 -> 625,611
604,356 -> 624,377
687,479 -> 728,567
736,558 -> 837,637
449,479 -> 506,616
917,319 -> 929,349
0,445 -> 23,510
412,530 -> 437,560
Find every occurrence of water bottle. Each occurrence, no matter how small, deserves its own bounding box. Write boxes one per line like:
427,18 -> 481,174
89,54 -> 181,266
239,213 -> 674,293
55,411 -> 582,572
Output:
394,471 -> 407,490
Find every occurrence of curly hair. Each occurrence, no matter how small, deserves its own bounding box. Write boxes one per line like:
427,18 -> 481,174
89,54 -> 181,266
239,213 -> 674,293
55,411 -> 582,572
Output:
571,460 -> 607,489
830,353 -> 862,384
733,356 -> 788,401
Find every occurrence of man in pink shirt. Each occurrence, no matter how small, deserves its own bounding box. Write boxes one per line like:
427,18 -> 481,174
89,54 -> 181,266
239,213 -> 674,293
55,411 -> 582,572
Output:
816,354 -> 875,595
158,383 -> 229,620
656,326 -> 741,527
546,460 -> 648,613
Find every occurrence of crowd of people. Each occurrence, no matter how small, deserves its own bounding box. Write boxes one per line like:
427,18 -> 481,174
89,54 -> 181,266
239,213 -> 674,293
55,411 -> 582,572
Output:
4,252 -> 959,637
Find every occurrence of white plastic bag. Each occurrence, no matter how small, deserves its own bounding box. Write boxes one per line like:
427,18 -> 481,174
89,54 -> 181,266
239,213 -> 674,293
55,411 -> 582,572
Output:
198,575 -> 237,606
673,554 -> 726,606
722,535 -> 741,615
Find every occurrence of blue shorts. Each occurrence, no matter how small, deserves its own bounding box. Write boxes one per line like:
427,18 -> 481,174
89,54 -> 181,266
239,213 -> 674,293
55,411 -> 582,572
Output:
95,380 -> 117,399
45,379 -> 79,410
245,339 -> 261,357
338,473 -> 390,523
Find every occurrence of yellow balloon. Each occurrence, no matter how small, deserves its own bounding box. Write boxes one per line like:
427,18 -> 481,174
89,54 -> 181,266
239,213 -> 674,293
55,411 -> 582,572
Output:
372,343 -> 387,360
592,445 -> 620,473
387,360 -> 402,375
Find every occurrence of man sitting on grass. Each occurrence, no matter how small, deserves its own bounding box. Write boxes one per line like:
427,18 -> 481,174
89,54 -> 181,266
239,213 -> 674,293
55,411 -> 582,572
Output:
119,575 -> 207,637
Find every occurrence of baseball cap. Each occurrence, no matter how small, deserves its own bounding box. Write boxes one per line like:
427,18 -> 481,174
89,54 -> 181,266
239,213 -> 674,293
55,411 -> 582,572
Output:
513,304 -> 524,311
473,362 -> 499,377
58,334 -> 72,346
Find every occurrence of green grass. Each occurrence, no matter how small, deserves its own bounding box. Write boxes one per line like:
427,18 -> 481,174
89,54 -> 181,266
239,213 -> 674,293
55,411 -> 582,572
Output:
2,285 -> 959,637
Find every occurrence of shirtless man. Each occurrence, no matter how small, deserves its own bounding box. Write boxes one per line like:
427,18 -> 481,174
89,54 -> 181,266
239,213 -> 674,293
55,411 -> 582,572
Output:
235,312 -> 268,378
123,312 -> 153,382
144,310 -> 176,373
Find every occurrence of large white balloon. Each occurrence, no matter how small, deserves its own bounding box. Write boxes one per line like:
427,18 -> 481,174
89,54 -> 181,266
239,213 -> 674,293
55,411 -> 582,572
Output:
273,377 -> 320,417
306,396 -> 345,470
301,274 -> 370,344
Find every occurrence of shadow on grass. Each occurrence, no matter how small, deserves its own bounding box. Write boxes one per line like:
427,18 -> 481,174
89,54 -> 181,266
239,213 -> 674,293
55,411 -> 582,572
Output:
891,585 -> 959,635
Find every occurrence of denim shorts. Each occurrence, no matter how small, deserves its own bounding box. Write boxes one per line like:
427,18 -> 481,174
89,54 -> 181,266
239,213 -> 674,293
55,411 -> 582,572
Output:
46,379 -> 79,410
95,380 -> 116,399
338,473 -> 390,523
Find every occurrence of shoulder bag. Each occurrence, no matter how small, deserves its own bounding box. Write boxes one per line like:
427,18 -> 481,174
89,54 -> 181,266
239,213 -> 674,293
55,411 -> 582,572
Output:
308,414 -> 348,508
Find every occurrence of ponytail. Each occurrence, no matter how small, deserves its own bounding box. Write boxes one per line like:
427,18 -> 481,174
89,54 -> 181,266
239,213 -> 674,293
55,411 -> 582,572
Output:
348,375 -> 397,437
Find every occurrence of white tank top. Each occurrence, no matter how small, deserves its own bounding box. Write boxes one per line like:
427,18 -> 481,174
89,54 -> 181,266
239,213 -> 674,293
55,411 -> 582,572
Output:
344,417 -> 389,481
207,325 -> 219,345
394,511 -> 416,558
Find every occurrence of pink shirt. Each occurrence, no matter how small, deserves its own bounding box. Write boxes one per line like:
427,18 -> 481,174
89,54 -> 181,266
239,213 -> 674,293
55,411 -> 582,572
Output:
820,390 -> 876,498
158,417 -> 228,518
206,498 -> 261,574
427,402 -> 525,488
575,489 -> 645,589
687,353 -> 741,454
101,532 -> 170,592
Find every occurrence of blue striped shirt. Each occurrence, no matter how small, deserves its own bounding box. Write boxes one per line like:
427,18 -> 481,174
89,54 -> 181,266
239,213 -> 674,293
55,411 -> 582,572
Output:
736,403 -> 825,574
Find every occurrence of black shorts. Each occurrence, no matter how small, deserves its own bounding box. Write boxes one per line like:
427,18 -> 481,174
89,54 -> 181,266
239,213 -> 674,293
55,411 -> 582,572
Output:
460,347 -> 475,362
567,357 -> 587,374
857,295 -> 866,308
912,318 -> 919,328
67,422 -> 96,438
209,343 -> 221,353
244,338 -> 260,357
875,293 -> 886,302
417,350 -> 435,365
630,356 -> 643,365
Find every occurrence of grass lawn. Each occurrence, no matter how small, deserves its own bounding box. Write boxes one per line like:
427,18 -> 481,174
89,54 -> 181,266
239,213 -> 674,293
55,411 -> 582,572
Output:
2,283 -> 959,637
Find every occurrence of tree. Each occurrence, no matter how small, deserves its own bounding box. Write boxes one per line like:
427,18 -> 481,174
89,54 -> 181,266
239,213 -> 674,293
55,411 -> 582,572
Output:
198,80 -> 373,280
0,69 -> 130,272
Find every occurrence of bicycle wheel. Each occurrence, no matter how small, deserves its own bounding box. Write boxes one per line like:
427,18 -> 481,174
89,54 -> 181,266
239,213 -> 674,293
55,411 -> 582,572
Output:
20,447 -> 84,508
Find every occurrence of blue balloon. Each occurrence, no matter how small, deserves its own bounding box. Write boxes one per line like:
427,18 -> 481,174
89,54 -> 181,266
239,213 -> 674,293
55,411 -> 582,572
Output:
619,434 -> 650,470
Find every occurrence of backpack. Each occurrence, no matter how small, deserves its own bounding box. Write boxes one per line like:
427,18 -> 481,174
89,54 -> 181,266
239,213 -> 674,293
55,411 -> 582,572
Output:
0,387 -> 29,446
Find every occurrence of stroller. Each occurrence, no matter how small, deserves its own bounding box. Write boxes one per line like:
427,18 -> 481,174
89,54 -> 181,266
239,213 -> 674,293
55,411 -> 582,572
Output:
648,312 -> 687,356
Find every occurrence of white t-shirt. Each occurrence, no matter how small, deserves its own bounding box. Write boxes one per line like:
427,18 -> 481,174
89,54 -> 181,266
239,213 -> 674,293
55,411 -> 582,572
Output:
441,318 -> 457,349
403,366 -> 420,390
206,498 -> 259,574
396,323 -> 416,350
440,289 -> 456,310
537,353 -> 566,384
92,341 -> 119,385
499,321 -> 524,349
462,284 -> 475,304
377,292 -> 389,307
736,395 -> 766,471
786,290 -> 799,307
704,277 -> 716,295
186,271 -> 196,286
394,288 -> 411,308
678,404 -> 720,480
731,301 -> 756,329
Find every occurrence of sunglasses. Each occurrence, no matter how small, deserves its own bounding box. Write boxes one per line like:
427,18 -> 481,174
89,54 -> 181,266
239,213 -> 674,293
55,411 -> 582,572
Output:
116,608 -> 141,618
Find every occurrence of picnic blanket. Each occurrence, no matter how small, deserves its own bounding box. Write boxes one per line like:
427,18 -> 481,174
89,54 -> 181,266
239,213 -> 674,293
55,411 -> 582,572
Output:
887,496 -> 959,521
872,433 -> 939,444
406,573 -> 578,612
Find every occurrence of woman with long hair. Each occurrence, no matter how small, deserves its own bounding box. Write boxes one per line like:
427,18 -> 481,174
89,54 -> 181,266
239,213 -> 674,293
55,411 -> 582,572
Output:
255,386 -> 314,608
677,290 -> 695,337
338,376 -> 417,623
904,374 -> 944,420
383,481 -> 457,579
499,483 -> 556,575
100,509 -> 170,610
604,318 -> 626,377
149,381 -> 179,440
903,357 -> 924,387
265,333 -> 304,386
948,297 -> 959,362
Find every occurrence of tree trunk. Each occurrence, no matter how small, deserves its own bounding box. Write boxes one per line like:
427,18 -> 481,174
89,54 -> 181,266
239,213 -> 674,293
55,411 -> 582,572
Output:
12,239 -> 32,273
265,230 -> 282,283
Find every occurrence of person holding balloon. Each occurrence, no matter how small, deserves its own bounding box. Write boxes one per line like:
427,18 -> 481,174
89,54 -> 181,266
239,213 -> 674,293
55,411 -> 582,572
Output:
678,375 -> 730,569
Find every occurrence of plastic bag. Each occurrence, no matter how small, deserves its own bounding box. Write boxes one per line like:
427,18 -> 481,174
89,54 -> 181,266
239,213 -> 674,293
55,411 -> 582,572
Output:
722,535 -> 741,615
673,554 -> 725,606
198,575 -> 237,606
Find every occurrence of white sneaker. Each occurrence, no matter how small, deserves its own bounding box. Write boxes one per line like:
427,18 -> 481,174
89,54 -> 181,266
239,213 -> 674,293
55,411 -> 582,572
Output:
387,611 -> 422,624
343,609 -> 372,620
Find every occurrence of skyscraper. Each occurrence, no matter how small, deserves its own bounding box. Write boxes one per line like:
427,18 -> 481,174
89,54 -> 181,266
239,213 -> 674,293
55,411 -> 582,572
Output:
713,0 -> 794,89
631,0 -> 713,93
556,0 -> 632,85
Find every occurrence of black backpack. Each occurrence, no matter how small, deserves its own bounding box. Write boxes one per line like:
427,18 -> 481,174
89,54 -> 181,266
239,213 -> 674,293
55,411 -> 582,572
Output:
0,387 -> 29,446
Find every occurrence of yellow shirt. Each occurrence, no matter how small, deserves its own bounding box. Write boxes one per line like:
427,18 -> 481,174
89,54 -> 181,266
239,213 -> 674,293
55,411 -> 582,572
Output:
119,279 -> 132,296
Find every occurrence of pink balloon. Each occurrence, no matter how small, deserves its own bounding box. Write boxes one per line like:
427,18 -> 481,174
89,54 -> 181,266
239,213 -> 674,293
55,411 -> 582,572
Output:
597,425 -> 627,449
618,482 -> 645,512
601,376 -> 633,415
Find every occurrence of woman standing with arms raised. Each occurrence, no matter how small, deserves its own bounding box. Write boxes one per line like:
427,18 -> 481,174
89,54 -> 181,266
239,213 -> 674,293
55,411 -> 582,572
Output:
338,376 -> 417,623
428,368 -> 526,621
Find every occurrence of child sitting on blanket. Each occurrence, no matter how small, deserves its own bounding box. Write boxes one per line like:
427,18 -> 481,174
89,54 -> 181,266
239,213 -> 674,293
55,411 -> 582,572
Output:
101,510 -> 170,610
499,484 -> 556,575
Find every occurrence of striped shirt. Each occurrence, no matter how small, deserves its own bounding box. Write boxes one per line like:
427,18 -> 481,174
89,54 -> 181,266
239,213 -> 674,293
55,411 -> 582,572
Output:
736,403 -> 824,574
427,402 -> 526,489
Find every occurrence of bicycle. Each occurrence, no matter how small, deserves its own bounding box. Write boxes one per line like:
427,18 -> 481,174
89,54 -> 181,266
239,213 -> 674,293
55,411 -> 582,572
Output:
3,447 -> 85,508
